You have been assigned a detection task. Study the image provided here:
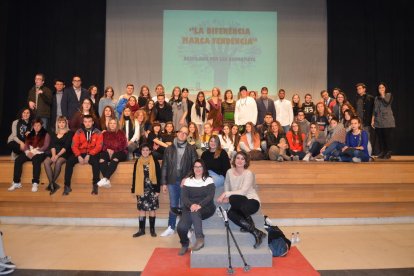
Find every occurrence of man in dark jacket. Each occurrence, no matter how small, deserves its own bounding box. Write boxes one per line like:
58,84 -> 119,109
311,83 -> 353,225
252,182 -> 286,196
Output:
27,73 -> 53,129
355,83 -> 377,155
154,93 -> 173,128
50,79 -> 65,132
160,126 -> 197,237
61,75 -> 88,120
256,87 -> 276,125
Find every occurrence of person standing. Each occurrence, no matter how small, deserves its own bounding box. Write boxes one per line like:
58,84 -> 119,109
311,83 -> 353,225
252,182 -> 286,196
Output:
222,89 -> 236,126
207,87 -> 223,133
355,83 -> 376,155
169,86 -> 188,131
234,86 -> 258,131
50,79 -> 65,132
154,94 -> 173,128
256,87 -> 276,125
27,73 -> 52,129
181,88 -> 193,124
372,82 -> 396,159
61,75 -> 89,120
98,86 -> 116,116
116,84 -> 137,118
274,89 -> 294,134
160,126 -> 198,237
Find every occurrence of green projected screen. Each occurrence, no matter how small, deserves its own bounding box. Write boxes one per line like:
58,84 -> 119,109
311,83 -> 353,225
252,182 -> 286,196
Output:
163,10 -> 277,95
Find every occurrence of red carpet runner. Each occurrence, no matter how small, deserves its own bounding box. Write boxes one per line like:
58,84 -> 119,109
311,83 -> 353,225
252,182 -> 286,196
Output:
142,247 -> 319,276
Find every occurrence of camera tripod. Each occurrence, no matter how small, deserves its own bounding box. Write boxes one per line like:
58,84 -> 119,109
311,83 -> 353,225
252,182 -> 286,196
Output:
218,206 -> 251,274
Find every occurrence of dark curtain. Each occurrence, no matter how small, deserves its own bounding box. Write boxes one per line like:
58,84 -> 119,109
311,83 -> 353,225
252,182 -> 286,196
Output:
327,0 -> 414,154
0,0 -> 106,154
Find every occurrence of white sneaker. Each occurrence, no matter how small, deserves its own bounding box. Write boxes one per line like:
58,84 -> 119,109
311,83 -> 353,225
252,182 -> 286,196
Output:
104,179 -> 111,188
97,178 -> 108,187
8,182 -> 22,191
160,226 -> 175,237
352,157 -> 362,163
187,228 -> 193,239
303,153 -> 311,162
293,155 -> 300,161
31,183 -> 39,192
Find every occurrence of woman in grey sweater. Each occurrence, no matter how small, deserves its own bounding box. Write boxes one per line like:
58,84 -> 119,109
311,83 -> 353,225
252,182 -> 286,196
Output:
177,159 -> 215,255
372,82 -> 396,159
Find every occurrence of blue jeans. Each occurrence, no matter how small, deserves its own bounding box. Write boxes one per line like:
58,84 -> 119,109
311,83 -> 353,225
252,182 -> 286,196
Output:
167,179 -> 181,229
340,149 -> 370,162
323,142 -> 345,160
208,170 -> 224,188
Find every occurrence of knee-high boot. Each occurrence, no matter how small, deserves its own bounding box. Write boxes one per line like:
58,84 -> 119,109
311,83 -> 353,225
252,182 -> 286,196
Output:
228,210 -> 266,249
149,216 -> 157,237
133,217 -> 146,238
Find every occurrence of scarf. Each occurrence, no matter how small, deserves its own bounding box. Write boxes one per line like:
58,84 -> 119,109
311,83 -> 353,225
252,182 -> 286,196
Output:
134,156 -> 157,195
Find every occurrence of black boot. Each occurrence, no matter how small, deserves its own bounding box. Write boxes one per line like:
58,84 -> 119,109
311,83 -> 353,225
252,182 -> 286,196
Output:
149,216 -> 157,237
91,184 -> 98,195
50,182 -> 60,195
384,151 -> 392,159
133,217 -> 146,237
228,210 -> 266,249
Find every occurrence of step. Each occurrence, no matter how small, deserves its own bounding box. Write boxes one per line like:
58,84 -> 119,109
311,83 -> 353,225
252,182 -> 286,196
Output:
190,244 -> 272,268
202,210 -> 266,230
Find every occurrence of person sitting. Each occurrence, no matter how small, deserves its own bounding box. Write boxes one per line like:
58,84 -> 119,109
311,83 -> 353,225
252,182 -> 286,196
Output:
132,143 -> 161,238
267,121 -> 289,162
256,112 -> 274,152
295,110 -> 310,135
99,106 -> 116,131
342,109 -> 354,131
177,159 -> 216,255
338,117 -> 370,162
119,107 -> 140,160
161,121 -> 176,146
8,119 -> 50,192
63,115 -> 102,195
69,98 -> 100,131
147,121 -> 167,160
217,151 -> 266,249
201,135 -> 231,188
231,124 -> 241,151
187,122 -> 202,157
98,119 -> 128,188
43,116 -> 73,195
315,117 -> 346,161
238,122 -> 263,160
286,122 -> 306,160
303,122 -> 326,161
7,108 -> 32,159
219,123 -> 235,158
199,122 -> 213,152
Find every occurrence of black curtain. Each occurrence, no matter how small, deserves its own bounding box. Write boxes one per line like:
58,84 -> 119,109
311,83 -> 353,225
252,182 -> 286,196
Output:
327,0 -> 414,154
0,0 -> 106,154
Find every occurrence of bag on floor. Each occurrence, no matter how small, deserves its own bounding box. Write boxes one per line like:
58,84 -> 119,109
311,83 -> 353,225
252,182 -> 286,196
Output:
265,225 -> 291,257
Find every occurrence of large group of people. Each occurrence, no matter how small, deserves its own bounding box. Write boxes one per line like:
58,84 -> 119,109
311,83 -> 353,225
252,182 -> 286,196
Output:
5,73 -> 397,254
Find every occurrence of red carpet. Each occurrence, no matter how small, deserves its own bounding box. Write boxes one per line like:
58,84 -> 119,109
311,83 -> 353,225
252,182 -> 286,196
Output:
142,247 -> 319,276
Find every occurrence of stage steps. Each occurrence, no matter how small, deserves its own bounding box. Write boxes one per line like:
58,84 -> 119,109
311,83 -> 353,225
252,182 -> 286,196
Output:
1,157 -> 414,220
190,188 -> 272,268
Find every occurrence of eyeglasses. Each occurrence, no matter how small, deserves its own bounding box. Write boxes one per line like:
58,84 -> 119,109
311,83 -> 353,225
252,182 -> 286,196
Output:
178,131 -> 189,136
193,166 -> 203,169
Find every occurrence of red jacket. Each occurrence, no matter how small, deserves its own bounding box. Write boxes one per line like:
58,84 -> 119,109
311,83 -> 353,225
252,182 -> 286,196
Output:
72,127 -> 103,156
102,130 -> 128,153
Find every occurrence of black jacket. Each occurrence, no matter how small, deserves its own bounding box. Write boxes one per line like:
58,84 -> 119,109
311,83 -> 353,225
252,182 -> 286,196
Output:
355,93 -> 374,127
161,141 -> 197,185
61,86 -> 88,119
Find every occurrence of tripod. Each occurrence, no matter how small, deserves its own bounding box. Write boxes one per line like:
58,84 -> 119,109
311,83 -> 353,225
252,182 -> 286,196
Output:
218,206 -> 251,274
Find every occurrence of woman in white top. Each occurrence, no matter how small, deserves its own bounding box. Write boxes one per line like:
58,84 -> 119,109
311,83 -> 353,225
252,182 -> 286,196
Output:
219,123 -> 235,158
217,151 -> 266,249
191,91 -> 210,135
118,107 -> 140,159
177,159 -> 216,255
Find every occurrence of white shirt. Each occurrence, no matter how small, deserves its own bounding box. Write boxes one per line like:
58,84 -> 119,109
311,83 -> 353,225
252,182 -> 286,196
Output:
234,97 -> 258,125
191,102 -> 210,125
275,99 -> 294,127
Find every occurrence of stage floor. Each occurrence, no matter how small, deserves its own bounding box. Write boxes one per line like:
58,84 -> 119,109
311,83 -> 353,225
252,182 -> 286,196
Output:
1,223 -> 414,272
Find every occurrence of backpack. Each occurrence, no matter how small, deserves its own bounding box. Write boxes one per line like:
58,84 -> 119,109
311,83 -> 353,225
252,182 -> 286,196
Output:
264,219 -> 291,257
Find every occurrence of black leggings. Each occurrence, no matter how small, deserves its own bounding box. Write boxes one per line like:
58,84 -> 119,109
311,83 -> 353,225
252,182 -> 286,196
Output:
8,141 -> 23,155
99,151 -> 127,179
376,127 -> 393,154
228,194 -> 260,217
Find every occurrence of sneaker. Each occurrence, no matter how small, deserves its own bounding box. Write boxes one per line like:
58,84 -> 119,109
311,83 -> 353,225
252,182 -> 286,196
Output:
0,256 -> 16,269
0,267 -> 14,275
277,156 -> 284,162
329,156 -> 340,162
315,154 -> 325,162
7,182 -> 22,191
293,155 -> 300,161
192,238 -> 204,251
160,226 -> 175,237
352,157 -> 361,163
104,179 -> 111,188
187,228 -> 193,239
303,153 -> 311,162
178,246 -> 188,256
309,156 -> 315,161
31,183 -> 39,192
97,178 -> 108,187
